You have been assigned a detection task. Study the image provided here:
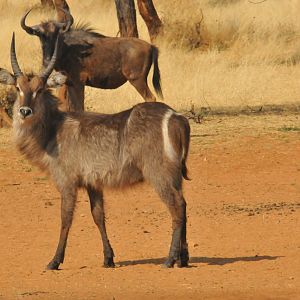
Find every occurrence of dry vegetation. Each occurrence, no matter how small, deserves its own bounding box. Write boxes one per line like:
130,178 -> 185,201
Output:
0,0 -> 300,114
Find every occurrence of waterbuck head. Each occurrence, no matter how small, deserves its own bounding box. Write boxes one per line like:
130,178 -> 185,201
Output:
20,8 -> 73,66
0,33 -> 67,123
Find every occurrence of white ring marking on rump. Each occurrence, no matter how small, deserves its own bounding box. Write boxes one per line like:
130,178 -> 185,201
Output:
162,109 -> 176,161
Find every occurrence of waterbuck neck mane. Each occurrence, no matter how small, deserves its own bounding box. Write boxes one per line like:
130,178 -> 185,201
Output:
13,88 -> 64,166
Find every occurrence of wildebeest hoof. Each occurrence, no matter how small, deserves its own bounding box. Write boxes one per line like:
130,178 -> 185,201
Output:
46,260 -> 60,270
103,257 -> 115,268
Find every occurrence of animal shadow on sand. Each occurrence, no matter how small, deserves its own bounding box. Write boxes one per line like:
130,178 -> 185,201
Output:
116,255 -> 282,267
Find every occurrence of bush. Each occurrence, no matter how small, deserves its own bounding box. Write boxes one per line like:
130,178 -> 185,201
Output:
0,85 -> 16,118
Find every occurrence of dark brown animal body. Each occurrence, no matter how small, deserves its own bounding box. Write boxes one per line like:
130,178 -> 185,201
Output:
0,34 -> 189,269
21,10 -> 163,112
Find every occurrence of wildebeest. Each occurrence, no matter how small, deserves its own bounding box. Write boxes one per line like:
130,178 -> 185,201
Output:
21,7 -> 163,112
0,33 -> 190,269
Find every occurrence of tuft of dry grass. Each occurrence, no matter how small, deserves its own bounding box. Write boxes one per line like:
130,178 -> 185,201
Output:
0,0 -> 300,114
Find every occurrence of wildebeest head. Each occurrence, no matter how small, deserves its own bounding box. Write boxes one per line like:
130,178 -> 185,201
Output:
0,33 -> 67,121
21,8 -> 73,66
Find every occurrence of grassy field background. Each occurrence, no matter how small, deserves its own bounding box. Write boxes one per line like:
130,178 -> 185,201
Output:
0,0 -> 300,113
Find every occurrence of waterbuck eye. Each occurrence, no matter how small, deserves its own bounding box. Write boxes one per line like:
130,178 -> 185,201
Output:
16,86 -> 24,97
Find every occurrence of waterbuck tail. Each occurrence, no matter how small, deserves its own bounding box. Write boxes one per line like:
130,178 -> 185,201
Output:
152,45 -> 163,99
181,116 -> 191,181
182,161 -> 190,181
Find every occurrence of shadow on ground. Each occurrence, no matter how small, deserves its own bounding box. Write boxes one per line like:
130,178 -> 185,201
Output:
116,255 -> 282,267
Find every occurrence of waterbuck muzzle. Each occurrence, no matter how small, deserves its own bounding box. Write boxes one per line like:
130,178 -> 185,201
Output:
19,106 -> 33,118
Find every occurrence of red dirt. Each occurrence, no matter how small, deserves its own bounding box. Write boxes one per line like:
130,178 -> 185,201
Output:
0,114 -> 300,300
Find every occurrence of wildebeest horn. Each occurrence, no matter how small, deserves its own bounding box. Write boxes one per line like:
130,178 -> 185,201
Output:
10,33 -> 23,77
40,36 -> 59,80
57,7 -> 74,33
21,9 -> 41,36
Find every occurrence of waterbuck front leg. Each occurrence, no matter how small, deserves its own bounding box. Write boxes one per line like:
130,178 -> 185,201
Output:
87,186 -> 115,268
47,187 -> 77,270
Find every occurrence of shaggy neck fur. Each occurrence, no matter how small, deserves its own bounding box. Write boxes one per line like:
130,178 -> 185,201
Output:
13,90 -> 63,170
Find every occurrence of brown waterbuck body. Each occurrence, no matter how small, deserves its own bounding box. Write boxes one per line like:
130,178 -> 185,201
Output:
21,8 -> 163,112
0,34 -> 190,269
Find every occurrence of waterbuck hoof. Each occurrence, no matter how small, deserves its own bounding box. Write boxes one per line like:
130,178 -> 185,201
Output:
103,257 -> 115,268
162,258 -> 176,268
177,260 -> 189,268
46,260 -> 60,270
177,250 -> 189,268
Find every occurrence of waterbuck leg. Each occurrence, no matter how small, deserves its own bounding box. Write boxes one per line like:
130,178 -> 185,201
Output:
157,185 -> 188,268
129,78 -> 156,102
87,186 -> 115,268
177,196 -> 189,268
47,187 -> 77,270
165,197 -> 186,268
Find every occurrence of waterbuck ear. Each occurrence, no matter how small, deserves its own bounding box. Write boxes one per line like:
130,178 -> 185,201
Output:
0,68 -> 16,85
46,71 -> 67,88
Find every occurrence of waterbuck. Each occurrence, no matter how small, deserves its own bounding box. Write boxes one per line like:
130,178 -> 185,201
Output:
0,34 -> 190,269
21,7 -> 163,112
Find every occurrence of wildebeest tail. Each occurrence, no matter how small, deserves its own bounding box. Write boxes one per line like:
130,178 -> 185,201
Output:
152,45 -> 163,99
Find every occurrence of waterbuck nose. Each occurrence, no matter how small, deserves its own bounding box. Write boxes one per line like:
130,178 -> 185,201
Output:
19,106 -> 33,118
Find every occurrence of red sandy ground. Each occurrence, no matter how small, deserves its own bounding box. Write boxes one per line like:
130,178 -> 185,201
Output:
0,114 -> 299,300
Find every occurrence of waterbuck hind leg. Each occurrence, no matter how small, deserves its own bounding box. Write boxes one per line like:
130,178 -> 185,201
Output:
177,197 -> 189,268
155,183 -> 189,268
87,186 -> 115,268
47,187 -> 77,270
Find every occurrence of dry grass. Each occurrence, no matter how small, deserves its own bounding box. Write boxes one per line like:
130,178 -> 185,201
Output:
0,0 -> 300,114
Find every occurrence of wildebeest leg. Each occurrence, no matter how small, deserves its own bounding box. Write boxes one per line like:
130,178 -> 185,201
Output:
87,186 -> 115,268
57,84 -> 69,111
68,83 -> 85,111
129,78 -> 156,102
47,187 -> 77,270
156,184 -> 188,268
57,83 -> 85,112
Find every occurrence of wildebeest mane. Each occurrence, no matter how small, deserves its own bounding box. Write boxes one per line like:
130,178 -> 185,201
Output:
61,21 -> 107,51
39,18 -> 106,40
72,21 -> 106,38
